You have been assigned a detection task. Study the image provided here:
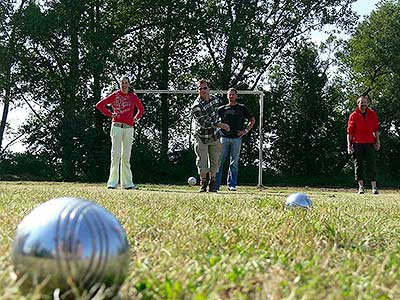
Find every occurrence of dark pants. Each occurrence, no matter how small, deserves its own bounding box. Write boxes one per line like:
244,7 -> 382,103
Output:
353,143 -> 377,181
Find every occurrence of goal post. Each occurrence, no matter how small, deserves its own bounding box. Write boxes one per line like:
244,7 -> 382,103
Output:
134,89 -> 264,188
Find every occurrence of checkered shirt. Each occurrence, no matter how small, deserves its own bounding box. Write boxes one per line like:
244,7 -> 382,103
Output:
191,95 -> 222,143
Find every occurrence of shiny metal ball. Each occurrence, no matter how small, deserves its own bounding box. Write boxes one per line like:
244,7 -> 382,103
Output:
285,192 -> 312,209
11,197 -> 130,298
187,176 -> 197,186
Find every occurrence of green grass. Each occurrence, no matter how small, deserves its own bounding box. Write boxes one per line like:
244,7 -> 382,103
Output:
0,181 -> 400,300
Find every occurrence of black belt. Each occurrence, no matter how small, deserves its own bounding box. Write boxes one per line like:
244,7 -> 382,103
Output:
200,128 -> 214,135
113,123 -> 132,128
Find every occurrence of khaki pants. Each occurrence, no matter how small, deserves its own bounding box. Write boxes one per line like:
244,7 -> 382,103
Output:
194,136 -> 222,177
107,123 -> 134,188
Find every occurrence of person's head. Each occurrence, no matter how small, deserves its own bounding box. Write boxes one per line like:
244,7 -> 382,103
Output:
227,87 -> 238,104
357,96 -> 368,113
120,76 -> 130,93
197,79 -> 210,100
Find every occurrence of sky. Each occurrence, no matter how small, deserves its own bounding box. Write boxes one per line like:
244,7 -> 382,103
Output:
353,0 -> 381,16
1,0 -> 382,153
311,0 -> 381,45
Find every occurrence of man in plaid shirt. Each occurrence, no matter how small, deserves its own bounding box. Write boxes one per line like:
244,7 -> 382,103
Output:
191,79 -> 230,192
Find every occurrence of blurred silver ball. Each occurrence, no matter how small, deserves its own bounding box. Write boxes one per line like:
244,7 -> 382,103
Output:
285,192 -> 312,209
187,176 -> 197,186
12,197 -> 130,298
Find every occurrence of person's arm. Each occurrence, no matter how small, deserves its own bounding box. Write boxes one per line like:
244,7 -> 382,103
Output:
191,105 -> 214,128
238,116 -> 256,137
133,95 -> 145,122
216,122 -> 230,131
373,113 -> 380,151
95,92 -> 116,118
347,133 -> 354,154
192,104 -> 229,131
347,113 -> 355,154
238,105 -> 256,137
216,106 -> 230,132
373,131 -> 380,151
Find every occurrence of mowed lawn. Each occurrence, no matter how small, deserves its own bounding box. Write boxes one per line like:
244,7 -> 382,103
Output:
0,181 -> 399,300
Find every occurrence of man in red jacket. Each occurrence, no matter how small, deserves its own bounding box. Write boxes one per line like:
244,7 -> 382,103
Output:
347,96 -> 381,194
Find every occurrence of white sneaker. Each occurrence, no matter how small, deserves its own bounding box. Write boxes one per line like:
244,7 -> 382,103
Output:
228,186 -> 237,191
358,186 -> 365,194
372,188 -> 379,195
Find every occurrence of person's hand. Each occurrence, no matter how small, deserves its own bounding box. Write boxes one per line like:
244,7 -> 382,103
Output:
238,129 -> 249,137
375,142 -> 380,151
347,144 -> 354,155
219,123 -> 230,132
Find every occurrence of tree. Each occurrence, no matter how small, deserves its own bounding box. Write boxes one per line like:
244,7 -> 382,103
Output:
344,1 -> 400,96
2,0 -> 367,184
81,0 -> 150,181
0,0 -> 28,155
17,0 -> 86,180
192,0 -> 358,89
344,0 -> 400,178
136,0 -> 198,164
114,0 -> 200,169
17,0 -> 150,181
267,42 -> 347,178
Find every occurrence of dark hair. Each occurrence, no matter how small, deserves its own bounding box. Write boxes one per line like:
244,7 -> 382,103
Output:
227,87 -> 238,94
357,96 -> 367,104
197,79 -> 209,87
120,76 -> 130,83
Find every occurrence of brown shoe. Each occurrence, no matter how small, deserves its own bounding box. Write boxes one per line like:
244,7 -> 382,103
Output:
198,179 -> 207,193
208,178 -> 217,192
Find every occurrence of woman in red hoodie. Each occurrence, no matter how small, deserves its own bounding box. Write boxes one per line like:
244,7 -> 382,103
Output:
96,77 -> 144,189
347,96 -> 380,194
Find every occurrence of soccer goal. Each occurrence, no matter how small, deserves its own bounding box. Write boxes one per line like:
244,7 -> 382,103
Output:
134,89 -> 265,187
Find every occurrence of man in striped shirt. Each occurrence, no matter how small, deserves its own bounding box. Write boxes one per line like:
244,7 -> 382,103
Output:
191,79 -> 230,192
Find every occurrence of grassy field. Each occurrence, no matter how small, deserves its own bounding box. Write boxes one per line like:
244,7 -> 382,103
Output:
0,181 -> 399,300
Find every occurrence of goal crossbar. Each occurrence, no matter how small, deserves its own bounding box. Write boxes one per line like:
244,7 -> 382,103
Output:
134,89 -> 264,188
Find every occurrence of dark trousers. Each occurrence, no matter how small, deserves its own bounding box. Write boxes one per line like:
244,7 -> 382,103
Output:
353,143 -> 377,181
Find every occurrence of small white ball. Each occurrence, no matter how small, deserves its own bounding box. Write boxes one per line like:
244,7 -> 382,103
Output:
187,177 -> 197,186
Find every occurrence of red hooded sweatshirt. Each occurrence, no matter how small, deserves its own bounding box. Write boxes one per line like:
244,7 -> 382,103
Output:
347,107 -> 378,144
96,90 -> 144,126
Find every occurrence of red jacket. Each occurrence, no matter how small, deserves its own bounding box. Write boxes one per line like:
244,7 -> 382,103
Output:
347,107 -> 378,144
96,90 -> 144,126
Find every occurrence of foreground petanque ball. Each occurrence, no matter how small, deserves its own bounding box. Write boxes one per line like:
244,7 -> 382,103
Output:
11,197 -> 130,299
187,176 -> 197,186
285,192 -> 312,209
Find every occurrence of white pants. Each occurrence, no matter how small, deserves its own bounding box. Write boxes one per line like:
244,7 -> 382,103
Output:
107,123 -> 134,188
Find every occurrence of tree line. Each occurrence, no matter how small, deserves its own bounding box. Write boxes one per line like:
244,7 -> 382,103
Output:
0,0 -> 399,186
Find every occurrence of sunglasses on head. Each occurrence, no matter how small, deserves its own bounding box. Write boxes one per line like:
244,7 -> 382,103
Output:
198,87 -> 208,91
